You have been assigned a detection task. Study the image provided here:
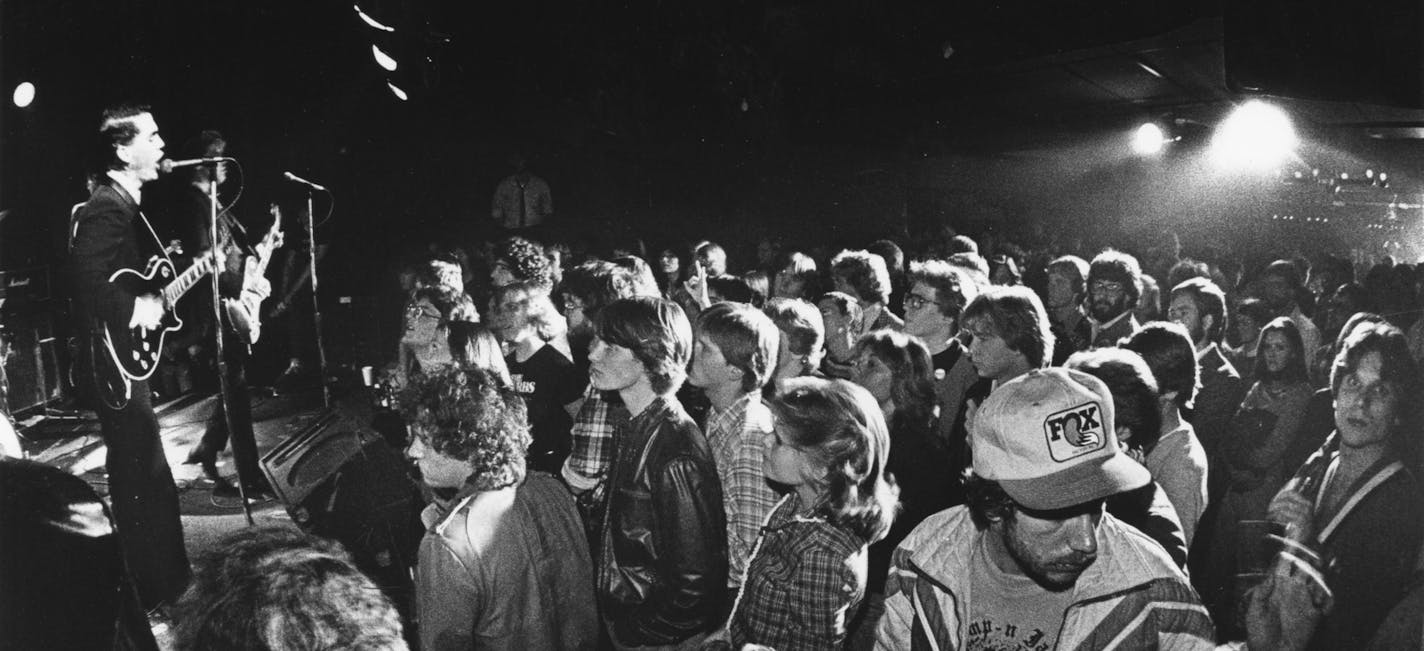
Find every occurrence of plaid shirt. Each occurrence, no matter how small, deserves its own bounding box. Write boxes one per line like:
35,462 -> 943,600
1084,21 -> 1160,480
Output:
726,494 -> 868,650
704,392 -> 780,587
562,385 -> 618,492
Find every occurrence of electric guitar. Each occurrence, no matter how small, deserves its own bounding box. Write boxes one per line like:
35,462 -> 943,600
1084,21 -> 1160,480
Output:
102,247 -> 220,383
225,209 -> 284,344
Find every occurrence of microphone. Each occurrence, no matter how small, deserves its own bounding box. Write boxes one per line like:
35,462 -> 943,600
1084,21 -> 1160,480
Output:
283,171 -> 327,192
159,157 -> 230,174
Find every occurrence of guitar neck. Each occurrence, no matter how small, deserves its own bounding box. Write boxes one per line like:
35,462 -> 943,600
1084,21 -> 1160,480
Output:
162,252 -> 217,306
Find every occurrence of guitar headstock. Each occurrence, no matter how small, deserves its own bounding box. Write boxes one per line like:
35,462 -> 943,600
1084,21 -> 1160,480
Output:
265,204 -> 286,249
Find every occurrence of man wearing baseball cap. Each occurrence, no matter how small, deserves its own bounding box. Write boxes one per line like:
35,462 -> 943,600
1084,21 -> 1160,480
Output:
876,368 -> 1215,650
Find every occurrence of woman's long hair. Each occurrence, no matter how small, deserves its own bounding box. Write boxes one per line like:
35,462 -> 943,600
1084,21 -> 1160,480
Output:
768,377 -> 899,543
1252,316 -> 1309,385
852,330 -> 936,435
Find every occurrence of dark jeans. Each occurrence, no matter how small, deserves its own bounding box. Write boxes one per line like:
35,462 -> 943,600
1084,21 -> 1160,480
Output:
196,344 -> 262,487
92,370 -> 190,609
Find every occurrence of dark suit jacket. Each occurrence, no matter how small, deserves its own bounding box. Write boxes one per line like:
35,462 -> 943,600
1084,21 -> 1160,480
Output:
1187,344 -> 1247,482
69,182 -> 157,331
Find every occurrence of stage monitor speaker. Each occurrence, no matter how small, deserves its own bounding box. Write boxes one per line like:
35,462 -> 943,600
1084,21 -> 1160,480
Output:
1224,0 -> 1424,108
261,408 -> 426,603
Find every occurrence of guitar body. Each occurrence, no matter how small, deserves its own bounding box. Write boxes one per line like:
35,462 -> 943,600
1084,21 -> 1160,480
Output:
104,257 -> 185,382
225,214 -> 283,345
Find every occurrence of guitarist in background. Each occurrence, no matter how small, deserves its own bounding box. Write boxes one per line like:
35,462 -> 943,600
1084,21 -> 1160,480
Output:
68,104 -> 190,613
169,130 -> 275,499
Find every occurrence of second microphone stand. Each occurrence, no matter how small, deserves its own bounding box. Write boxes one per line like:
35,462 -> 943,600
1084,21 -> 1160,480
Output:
204,163 -> 255,525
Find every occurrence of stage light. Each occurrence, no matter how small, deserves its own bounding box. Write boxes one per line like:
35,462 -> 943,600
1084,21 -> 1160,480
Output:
354,4 -> 395,32
1210,100 -> 1297,171
12,82 -> 34,108
371,44 -> 398,71
1131,123 -> 1169,155
386,81 -> 408,101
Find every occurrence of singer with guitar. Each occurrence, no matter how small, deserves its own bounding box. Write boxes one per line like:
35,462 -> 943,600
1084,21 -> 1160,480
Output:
169,130 -> 278,500
68,105 -> 191,612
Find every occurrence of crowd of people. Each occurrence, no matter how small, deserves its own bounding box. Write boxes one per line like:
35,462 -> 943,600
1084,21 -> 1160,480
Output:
15,104 -> 1424,650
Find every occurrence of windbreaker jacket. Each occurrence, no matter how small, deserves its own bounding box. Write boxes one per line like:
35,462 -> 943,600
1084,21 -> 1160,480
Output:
599,396 -> 729,646
876,506 -> 1215,650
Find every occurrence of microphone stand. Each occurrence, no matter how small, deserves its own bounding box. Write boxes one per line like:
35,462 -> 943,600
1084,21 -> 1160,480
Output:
303,189 -> 331,409
205,164 -> 255,525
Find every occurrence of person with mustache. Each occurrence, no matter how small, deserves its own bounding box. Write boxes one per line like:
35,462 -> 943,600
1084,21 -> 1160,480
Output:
876,368 -> 1214,650
1086,249 -> 1145,349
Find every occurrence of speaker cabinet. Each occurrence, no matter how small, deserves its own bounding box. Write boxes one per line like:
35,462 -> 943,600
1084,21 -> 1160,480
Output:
261,408 -> 426,606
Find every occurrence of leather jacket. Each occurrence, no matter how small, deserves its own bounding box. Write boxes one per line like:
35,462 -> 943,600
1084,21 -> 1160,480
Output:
599,395 -> 728,646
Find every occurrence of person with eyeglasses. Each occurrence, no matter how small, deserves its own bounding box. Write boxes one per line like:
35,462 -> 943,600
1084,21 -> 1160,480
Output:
1086,249 -> 1145,348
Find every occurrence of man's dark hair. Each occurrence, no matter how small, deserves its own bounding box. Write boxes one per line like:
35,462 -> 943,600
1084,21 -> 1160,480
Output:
1170,277 -> 1228,344
949,235 -> 979,255
1122,321 -> 1200,410
831,249 -> 893,305
866,239 -> 905,275
1066,348 -> 1163,453
763,298 -> 824,358
1089,249 -> 1144,308
1262,259 -> 1304,293
595,297 -> 693,395
561,259 -> 659,320
1166,258 -> 1212,293
494,236 -> 554,290
171,525 -> 407,650
399,367 -> 531,491
708,274 -> 755,304
961,286 -> 1055,368
96,103 -> 151,173
964,472 -> 1016,530
1235,297 -> 1272,331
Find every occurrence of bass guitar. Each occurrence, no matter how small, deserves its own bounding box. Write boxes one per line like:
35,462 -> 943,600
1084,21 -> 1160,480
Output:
102,248 -> 220,382
224,207 -> 284,344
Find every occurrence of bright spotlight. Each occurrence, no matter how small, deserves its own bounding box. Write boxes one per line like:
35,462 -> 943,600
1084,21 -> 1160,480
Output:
371,44 -> 398,71
12,82 -> 35,108
1211,100 -> 1297,171
386,81 -> 409,101
354,4 -> 395,32
1131,123 -> 1167,155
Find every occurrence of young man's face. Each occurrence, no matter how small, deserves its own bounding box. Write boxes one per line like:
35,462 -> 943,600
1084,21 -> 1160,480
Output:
588,336 -> 648,393
903,281 -> 952,342
965,317 -> 1025,382
117,112 -> 165,182
405,431 -> 474,490
994,502 -> 1102,590
1046,271 -> 1079,310
1335,350 -> 1398,451
687,335 -> 739,391
1166,293 -> 1207,346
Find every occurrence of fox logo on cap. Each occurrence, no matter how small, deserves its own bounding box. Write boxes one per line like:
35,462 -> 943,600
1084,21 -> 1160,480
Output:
1043,402 -> 1104,462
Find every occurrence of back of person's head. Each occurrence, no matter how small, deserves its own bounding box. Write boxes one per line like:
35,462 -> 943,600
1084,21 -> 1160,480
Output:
741,270 -> 769,308
595,297 -> 693,395
949,234 -> 979,255
610,255 -> 661,298
946,252 -> 991,282
1263,259 -> 1303,292
866,239 -> 905,275
852,329 -> 936,427
767,377 -> 898,543
708,274 -> 755,305
494,236 -> 554,290
447,322 -> 513,386
1254,316 -> 1309,383
763,298 -> 825,369
1166,257 -> 1210,290
961,285 -> 1055,368
1121,321 -> 1200,410
1089,249 -> 1144,307
1235,297 -> 1272,333
1,458 -> 126,650
1065,348 -> 1163,453
1170,276 -> 1228,344
816,291 -> 864,326
908,259 -> 978,324
696,302 -> 780,392
171,525 -> 408,651
773,251 -> 820,300
830,249 -> 892,305
695,241 -> 728,276
398,366 -> 530,490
